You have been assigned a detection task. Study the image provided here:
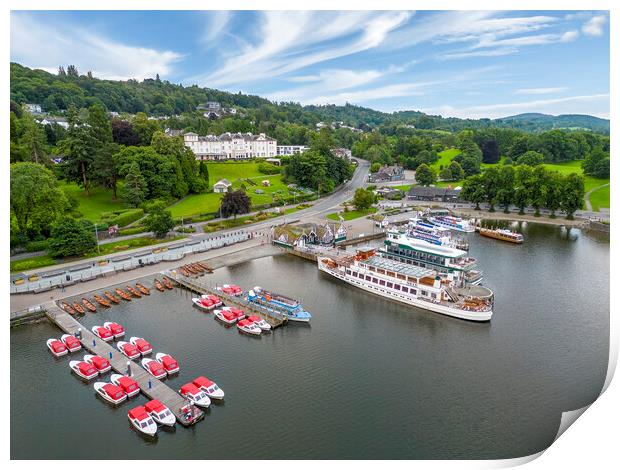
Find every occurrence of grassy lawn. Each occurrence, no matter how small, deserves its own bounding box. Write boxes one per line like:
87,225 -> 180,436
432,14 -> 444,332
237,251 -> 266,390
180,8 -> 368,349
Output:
589,184 -> 610,212
326,207 -> 377,221
430,148 -> 461,171
61,183 -> 125,222
10,255 -> 57,273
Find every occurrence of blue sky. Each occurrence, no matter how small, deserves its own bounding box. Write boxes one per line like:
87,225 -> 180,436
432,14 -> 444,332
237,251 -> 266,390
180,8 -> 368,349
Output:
11,10 -> 610,119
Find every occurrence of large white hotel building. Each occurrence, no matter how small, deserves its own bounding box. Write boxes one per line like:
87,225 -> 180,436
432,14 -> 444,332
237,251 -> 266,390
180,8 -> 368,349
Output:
183,132 -> 278,160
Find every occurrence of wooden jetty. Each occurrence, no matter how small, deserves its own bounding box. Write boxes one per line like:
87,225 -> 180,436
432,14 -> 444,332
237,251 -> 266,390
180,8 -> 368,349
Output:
43,301 -> 203,426
168,273 -> 288,329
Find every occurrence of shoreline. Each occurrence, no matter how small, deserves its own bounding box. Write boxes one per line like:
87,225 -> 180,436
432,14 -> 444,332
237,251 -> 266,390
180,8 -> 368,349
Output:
452,208 -> 590,228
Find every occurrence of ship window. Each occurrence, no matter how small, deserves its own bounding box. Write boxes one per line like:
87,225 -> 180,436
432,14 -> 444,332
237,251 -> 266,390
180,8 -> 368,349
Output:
402,287 -> 409,293
386,282 -> 393,288
411,289 -> 417,295
352,271 -> 358,277
365,275 -> 371,281
377,269 -> 385,274
379,280 -> 385,286
346,269 -> 351,275
397,274 -> 406,280
431,293 -> 437,299
394,284 -> 401,290
368,266 -> 375,272
421,290 -> 428,296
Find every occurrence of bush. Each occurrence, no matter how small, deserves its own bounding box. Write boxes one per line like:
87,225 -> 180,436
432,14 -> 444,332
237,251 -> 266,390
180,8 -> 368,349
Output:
25,239 -> 50,252
257,162 -> 281,175
109,209 -> 144,227
118,226 -> 146,236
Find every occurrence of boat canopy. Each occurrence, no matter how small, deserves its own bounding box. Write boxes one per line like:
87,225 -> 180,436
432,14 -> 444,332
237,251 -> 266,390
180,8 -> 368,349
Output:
128,406 -> 149,421
91,356 -> 110,369
103,383 -> 124,398
193,376 -> 214,388
161,356 -> 178,370
181,383 -> 200,395
145,399 -> 165,413
78,362 -> 97,376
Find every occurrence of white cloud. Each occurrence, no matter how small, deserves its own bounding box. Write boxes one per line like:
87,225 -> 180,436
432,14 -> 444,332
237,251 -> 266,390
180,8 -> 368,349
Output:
514,87 -> 569,95
440,47 -> 518,61
582,15 -> 607,36
11,12 -> 182,80
201,11 -> 231,44
192,11 -> 411,87
422,94 -> 609,119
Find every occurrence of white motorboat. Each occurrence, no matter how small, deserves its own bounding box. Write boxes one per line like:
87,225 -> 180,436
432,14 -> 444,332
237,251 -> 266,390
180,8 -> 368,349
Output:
247,315 -> 271,331
117,341 -> 141,360
155,352 -> 180,374
46,338 -> 68,357
237,319 -> 262,335
145,399 -> 176,426
69,360 -> 99,380
111,374 -> 141,398
128,406 -> 158,436
94,382 -> 127,405
192,376 -> 225,400
179,383 -> 211,408
92,325 -> 114,342
141,358 -> 167,380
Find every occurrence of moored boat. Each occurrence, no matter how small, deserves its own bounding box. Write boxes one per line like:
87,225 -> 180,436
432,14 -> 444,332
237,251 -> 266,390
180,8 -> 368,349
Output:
162,277 -> 174,289
247,315 -> 271,331
201,294 -> 222,307
214,309 -> 238,325
46,338 -> 68,357
84,354 -> 112,373
248,286 -> 312,322
197,262 -> 213,273
185,264 -> 198,275
476,227 -> 524,244
153,279 -> 165,292
192,376 -> 225,400
179,267 -> 190,277
142,358 -> 166,379
155,352 -> 180,374
145,399 -> 176,426
179,383 -> 211,408
72,301 -> 86,315
237,319 -> 262,336
222,306 -> 245,320
103,321 -> 125,339
104,291 -> 121,304
426,212 -> 475,233
111,374 -> 140,397
82,298 -> 97,312
128,406 -> 158,436
218,284 -> 243,296
192,297 -> 215,311
117,341 -> 141,360
126,285 -> 142,298
61,334 -> 82,352
116,288 -> 132,301
92,325 -> 114,342
93,294 -> 111,308
70,360 -> 99,380
135,283 -> 151,295
130,337 -> 153,355
61,302 -> 76,315
94,382 -> 127,405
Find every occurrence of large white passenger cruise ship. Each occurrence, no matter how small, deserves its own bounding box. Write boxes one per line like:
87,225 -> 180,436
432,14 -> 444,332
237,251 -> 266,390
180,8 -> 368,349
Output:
318,249 -> 493,322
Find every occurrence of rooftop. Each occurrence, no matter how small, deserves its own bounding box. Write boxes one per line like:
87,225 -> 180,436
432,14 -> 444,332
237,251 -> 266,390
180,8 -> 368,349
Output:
363,256 -> 435,279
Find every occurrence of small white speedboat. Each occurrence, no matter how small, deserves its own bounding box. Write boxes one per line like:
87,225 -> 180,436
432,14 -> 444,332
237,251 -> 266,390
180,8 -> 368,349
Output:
155,352 -> 180,374
61,334 -> 82,352
247,315 -> 272,331
117,341 -> 141,360
130,337 -> 153,355
237,319 -> 262,336
179,383 -> 211,407
145,399 -> 176,426
103,322 -> 125,339
128,406 -> 157,436
111,374 -> 140,397
94,382 -> 127,405
69,360 -> 99,380
92,325 -> 114,342
192,376 -> 225,400
192,297 -> 215,311
214,309 -> 238,325
141,358 -> 167,380
46,338 -> 68,357
84,354 -> 112,373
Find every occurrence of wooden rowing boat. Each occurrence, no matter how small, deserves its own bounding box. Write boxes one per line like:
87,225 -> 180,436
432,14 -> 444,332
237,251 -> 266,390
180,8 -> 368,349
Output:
115,288 -> 132,301
185,264 -> 198,275
162,277 -> 174,289
104,291 -> 120,304
72,301 -> 86,314
82,298 -> 97,312
153,279 -> 165,292
61,302 -> 76,315
179,267 -> 190,277
135,283 -> 150,295
126,285 -> 142,298
93,294 -> 111,308
191,263 -> 205,273
198,262 -> 213,273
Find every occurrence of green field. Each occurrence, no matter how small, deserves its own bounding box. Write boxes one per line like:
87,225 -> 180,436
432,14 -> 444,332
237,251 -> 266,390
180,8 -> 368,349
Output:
61,183 -> 125,221
326,207 -> 377,221
430,148 -> 461,171
589,184 -> 610,212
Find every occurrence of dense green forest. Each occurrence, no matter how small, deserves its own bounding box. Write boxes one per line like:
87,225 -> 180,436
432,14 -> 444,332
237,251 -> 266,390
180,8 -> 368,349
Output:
10,63 -> 609,134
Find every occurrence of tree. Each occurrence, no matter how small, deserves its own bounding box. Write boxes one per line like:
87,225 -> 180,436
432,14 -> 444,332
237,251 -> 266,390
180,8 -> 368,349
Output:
439,167 -> 452,181
544,172 -> 563,217
529,166 -> 549,216
482,167 -> 501,211
88,103 -> 119,198
495,165 -> 515,213
560,174 -> 585,219
219,190 -> 251,219
121,162 -> 147,207
144,202 -> 175,237
58,106 -> 98,194
112,119 -> 140,146
447,161 -> 464,180
481,139 -> 500,164
582,147 -> 610,178
199,160 -> 209,187
48,217 -> 97,257
460,174 -> 486,210
513,165 -> 533,214
516,150 -> 544,167
10,162 -> 68,238
415,163 -> 436,186
371,162 -> 381,173
132,112 -> 160,146
352,188 -> 374,211
21,115 -> 48,164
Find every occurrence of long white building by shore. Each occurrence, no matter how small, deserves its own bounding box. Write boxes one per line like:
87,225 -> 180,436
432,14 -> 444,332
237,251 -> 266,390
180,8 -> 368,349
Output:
184,132 -> 277,160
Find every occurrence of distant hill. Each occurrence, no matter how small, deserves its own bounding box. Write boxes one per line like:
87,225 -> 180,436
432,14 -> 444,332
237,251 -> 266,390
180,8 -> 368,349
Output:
495,113 -> 609,133
10,63 -> 609,134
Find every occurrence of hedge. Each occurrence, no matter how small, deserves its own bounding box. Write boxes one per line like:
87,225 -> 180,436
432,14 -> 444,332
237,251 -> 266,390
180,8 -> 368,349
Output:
100,208 -> 145,227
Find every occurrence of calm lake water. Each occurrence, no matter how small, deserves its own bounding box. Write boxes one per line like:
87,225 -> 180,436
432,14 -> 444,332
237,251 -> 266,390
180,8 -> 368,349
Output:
11,222 -> 609,459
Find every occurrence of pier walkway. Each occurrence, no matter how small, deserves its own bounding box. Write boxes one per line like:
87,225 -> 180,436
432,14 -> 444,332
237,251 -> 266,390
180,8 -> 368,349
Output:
43,301 -> 201,426
167,273 -> 288,328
